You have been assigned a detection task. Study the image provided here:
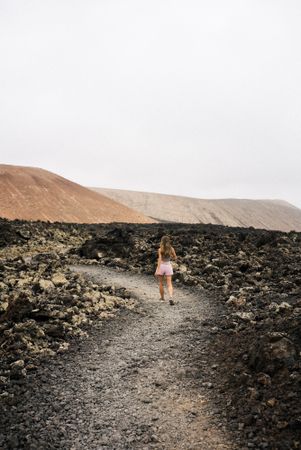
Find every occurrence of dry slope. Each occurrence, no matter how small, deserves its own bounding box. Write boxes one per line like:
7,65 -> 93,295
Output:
0,165 -> 153,224
91,187 -> 301,232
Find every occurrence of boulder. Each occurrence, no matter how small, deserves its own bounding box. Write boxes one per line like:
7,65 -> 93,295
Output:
10,359 -> 25,370
0,281 -> 7,291
38,279 -> 55,292
248,333 -> 298,374
202,264 -> 219,274
51,273 -> 68,287
226,295 -> 246,308
83,290 -> 101,303
10,359 -> 27,379
178,264 -> 188,273
233,311 -> 255,322
3,292 -> 34,322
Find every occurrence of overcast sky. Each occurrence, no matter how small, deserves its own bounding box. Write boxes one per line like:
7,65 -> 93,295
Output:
0,0 -> 300,207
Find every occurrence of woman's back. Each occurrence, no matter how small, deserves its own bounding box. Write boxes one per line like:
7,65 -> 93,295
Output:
160,247 -> 175,262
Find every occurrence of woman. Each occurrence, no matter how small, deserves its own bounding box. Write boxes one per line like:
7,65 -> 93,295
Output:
155,235 -> 177,305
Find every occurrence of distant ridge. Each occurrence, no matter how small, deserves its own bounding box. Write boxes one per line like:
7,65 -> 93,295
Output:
91,187 -> 301,232
0,165 -> 154,224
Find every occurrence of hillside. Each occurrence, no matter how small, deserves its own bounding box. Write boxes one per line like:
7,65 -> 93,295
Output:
0,165 -> 154,223
91,187 -> 301,231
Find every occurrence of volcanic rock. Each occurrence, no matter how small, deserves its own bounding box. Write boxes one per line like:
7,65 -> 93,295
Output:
1,218 -> 301,449
248,334 -> 298,374
3,292 -> 34,322
38,279 -> 55,292
51,273 -> 68,286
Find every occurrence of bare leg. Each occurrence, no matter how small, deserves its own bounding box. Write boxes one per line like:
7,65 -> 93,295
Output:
158,275 -> 165,300
166,275 -> 173,298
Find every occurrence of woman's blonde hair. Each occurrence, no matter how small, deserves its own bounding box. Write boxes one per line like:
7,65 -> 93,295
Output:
160,235 -> 172,259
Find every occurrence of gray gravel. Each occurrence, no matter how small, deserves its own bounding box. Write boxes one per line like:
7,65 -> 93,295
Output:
1,265 -> 238,449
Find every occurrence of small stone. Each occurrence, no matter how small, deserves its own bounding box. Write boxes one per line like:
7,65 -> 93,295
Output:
234,311 -> 255,321
226,295 -> 246,307
26,364 -> 38,371
0,376 -> 8,385
257,373 -> 271,386
248,387 -> 259,400
276,421 -> 288,429
266,398 -> 277,407
278,301 -> 292,311
10,360 -> 25,371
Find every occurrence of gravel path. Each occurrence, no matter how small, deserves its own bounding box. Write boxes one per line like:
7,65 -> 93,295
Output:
3,265 -> 237,450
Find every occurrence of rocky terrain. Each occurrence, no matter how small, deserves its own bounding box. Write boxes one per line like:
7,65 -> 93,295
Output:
0,218 -> 300,449
92,187 -> 301,232
0,219 -> 136,392
79,223 -> 301,449
0,164 -> 153,223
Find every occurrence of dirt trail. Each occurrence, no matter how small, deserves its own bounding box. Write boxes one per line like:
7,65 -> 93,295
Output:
5,266 -> 237,450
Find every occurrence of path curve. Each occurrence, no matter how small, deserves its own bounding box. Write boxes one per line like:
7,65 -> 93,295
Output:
5,265 -> 237,450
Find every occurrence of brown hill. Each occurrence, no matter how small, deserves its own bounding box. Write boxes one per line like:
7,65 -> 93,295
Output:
91,187 -> 301,232
0,165 -> 154,223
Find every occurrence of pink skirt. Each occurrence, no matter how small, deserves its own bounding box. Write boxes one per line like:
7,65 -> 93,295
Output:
155,262 -> 173,276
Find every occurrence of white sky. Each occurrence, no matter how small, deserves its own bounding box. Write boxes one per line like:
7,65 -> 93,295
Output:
0,0 -> 301,207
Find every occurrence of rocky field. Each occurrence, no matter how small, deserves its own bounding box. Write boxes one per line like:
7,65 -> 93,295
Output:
0,218 -> 301,449
0,220 -> 136,398
78,222 -> 301,448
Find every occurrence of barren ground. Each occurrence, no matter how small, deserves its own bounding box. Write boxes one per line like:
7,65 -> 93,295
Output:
3,265 -> 238,450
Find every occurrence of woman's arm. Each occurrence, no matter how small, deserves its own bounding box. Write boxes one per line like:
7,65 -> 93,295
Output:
155,248 -> 162,275
157,248 -> 162,268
